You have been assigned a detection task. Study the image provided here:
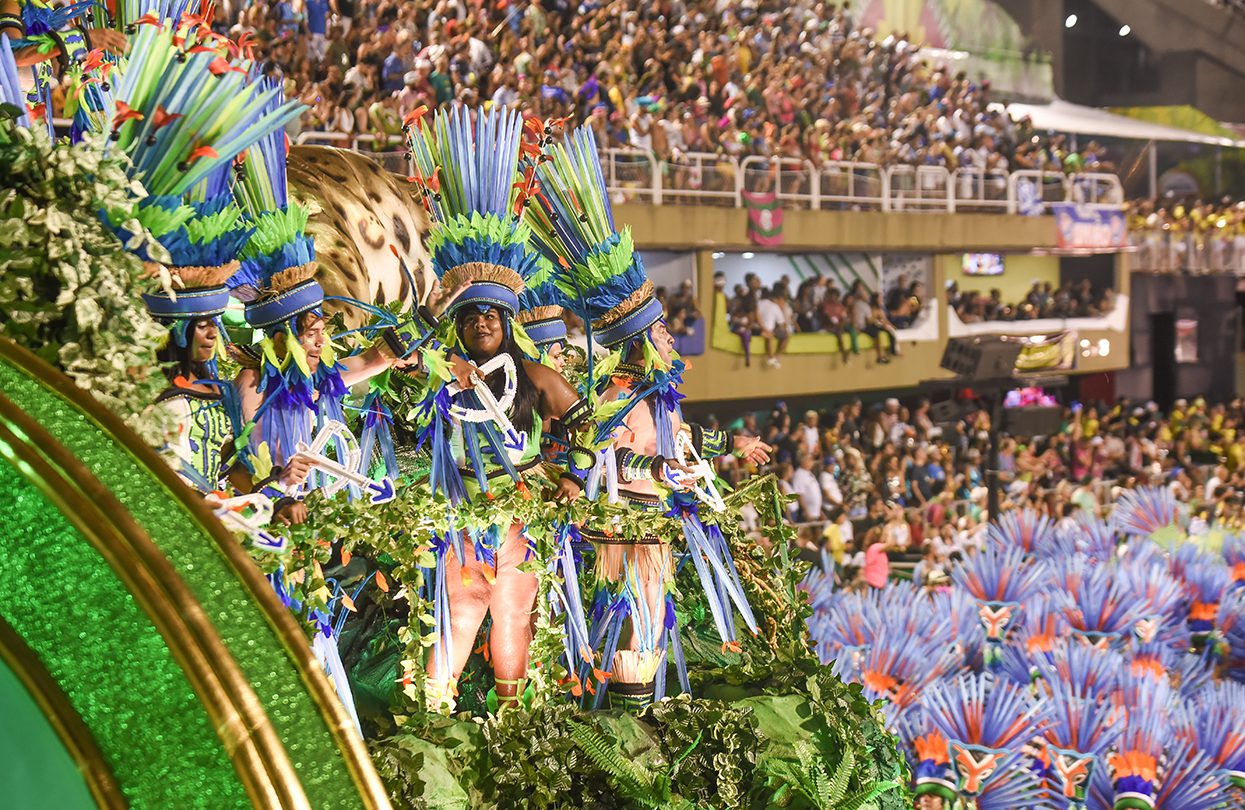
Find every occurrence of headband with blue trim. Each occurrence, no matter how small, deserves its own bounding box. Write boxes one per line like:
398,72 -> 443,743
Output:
594,289 -> 663,349
244,277 -> 325,330
143,286 -> 233,321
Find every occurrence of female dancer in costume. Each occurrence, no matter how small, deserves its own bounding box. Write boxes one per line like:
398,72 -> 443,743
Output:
142,266 -> 310,502
527,125 -> 771,709
405,106 -> 594,712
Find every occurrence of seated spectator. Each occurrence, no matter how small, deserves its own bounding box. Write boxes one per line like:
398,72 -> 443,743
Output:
666,280 -> 701,337
852,292 -> 900,363
728,282 -> 757,367
820,287 -> 853,363
756,286 -> 792,369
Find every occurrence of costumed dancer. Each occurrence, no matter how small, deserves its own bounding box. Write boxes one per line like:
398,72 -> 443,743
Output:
514,267 -> 596,684
2,0 -> 125,136
526,125 -> 771,710
225,75 -> 420,732
86,18 -> 307,501
405,106 -> 589,712
229,74 -> 414,479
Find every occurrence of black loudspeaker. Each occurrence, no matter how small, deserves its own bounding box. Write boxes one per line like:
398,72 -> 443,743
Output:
1003,406 -> 1063,437
940,336 -> 1023,380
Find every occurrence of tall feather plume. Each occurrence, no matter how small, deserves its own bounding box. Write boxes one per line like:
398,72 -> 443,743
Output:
987,508 -> 1052,554
0,35 -> 30,128
525,125 -> 649,327
952,541 -> 1048,605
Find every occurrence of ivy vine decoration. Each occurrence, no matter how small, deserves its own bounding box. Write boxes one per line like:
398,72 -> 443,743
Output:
0,123 -> 171,443
292,476 -> 595,715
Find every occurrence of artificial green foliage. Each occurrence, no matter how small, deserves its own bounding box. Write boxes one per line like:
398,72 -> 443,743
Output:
369,686 -> 907,810
477,703 -> 620,808
646,695 -> 759,809
0,123 -> 169,442
762,742 -> 901,810
566,719 -> 690,809
339,464 -> 907,810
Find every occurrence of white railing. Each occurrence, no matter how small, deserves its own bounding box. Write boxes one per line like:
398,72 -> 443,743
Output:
295,135 -> 1127,216
1131,230 -> 1245,275
601,147 -> 661,205
952,168 -> 1011,212
1007,170 -> 1070,215
1068,172 -> 1125,206
663,150 -> 739,206
886,165 -> 954,212
817,161 -> 886,210
741,155 -> 819,209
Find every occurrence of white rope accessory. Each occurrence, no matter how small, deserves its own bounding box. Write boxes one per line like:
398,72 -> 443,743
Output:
205,492 -> 288,552
445,354 -> 524,450
295,419 -> 397,504
673,429 -> 727,513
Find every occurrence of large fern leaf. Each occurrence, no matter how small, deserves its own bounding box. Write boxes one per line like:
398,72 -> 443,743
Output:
834,779 -> 901,810
825,746 -> 854,806
568,720 -> 671,807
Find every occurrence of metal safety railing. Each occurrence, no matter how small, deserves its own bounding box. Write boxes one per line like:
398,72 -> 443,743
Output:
1131,230 -> 1245,275
291,133 -> 1126,216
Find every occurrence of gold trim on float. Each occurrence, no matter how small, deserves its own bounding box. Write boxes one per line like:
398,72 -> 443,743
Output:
0,615 -> 128,810
0,337 -> 393,810
0,398 -> 309,810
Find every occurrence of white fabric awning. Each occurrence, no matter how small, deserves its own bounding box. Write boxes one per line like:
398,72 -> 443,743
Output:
1000,98 -> 1245,148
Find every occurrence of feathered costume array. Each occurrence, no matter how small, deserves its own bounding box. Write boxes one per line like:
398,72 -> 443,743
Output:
524,125 -> 754,709
807,490 -> 1245,809
403,106 -> 597,712
62,5 -> 299,492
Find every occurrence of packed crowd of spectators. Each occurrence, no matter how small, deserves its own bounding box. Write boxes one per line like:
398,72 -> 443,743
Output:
712,394 -> 1245,588
721,271 -> 917,367
1129,197 -> 1245,274
221,0 -> 1112,181
948,278 -> 1117,323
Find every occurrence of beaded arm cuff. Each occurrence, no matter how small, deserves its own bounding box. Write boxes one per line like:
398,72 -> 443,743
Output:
689,424 -> 731,458
616,448 -> 664,483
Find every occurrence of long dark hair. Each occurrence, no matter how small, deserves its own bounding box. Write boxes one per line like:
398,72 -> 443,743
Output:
156,318 -> 212,384
456,306 -> 540,436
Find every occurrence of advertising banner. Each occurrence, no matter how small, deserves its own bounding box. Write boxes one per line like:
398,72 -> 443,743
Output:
1051,203 -> 1128,250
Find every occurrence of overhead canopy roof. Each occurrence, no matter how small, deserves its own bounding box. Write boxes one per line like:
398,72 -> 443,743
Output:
1000,98 -> 1245,148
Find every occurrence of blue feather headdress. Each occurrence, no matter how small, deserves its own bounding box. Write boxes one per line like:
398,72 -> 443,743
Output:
231,76 -> 319,329
988,508 -> 1052,554
526,125 -> 665,352
406,106 -> 550,325
0,35 -> 30,128
515,264 -> 568,353
1184,681 -> 1245,787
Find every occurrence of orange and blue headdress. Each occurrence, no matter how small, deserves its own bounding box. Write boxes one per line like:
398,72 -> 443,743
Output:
988,507 -> 1052,554
1042,677 -> 1121,804
1184,681 -> 1245,790
406,105 -> 550,330
1111,485 -> 1187,541
527,125 -> 665,355
1108,673 -> 1171,810
920,672 -> 1051,797
907,726 -> 958,803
